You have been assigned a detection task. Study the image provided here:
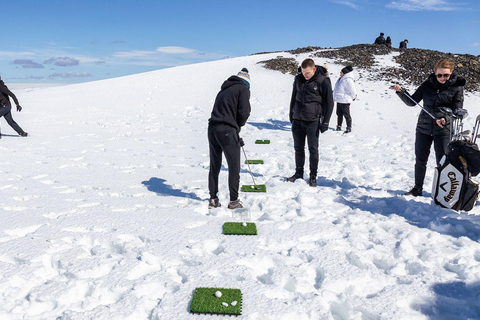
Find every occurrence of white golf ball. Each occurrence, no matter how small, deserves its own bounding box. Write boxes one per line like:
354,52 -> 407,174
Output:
242,222 -> 247,227
222,302 -> 228,307
215,291 -> 222,298
231,301 -> 238,306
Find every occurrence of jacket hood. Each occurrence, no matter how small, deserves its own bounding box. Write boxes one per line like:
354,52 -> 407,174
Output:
341,71 -> 355,80
428,72 -> 466,88
298,65 -> 328,82
221,75 -> 248,91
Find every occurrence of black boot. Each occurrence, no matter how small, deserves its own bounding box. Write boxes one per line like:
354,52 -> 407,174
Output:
404,186 -> 422,197
309,176 -> 317,187
336,125 -> 342,131
286,172 -> 303,182
344,127 -> 351,134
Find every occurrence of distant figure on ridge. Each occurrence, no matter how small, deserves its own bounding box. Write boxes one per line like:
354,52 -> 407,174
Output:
287,58 -> 334,187
374,32 -> 386,45
399,39 -> 408,50
386,36 -> 392,48
334,66 -> 357,134
0,76 -> 28,139
208,68 -> 251,209
390,59 -> 465,197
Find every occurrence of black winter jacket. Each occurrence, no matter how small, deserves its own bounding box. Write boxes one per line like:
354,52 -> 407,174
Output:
289,66 -> 334,124
208,76 -> 251,132
0,80 -> 20,107
397,73 -> 465,136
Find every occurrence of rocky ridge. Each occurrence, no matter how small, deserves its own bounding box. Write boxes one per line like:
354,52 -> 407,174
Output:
257,44 -> 480,92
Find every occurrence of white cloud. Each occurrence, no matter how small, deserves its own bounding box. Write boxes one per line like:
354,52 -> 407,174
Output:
329,0 -> 358,9
472,42 -> 480,47
386,0 -> 461,11
155,46 -> 196,54
112,50 -> 157,59
0,51 -> 36,59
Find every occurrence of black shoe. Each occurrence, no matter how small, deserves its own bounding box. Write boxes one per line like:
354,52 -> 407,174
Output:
309,176 -> 317,187
228,199 -> 243,209
286,173 -> 303,182
208,198 -> 221,209
344,127 -> 351,134
20,132 -> 28,137
336,125 -> 342,131
404,186 -> 422,197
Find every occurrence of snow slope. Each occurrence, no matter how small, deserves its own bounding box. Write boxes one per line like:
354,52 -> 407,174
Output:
1,51 -> 480,320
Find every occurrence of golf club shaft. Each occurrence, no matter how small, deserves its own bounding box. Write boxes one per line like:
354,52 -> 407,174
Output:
402,91 -> 438,120
241,145 -> 257,186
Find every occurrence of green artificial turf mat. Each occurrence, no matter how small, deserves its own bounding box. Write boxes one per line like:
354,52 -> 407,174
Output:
241,184 -> 266,192
245,159 -> 264,164
255,139 -> 270,144
223,222 -> 257,235
190,287 -> 242,316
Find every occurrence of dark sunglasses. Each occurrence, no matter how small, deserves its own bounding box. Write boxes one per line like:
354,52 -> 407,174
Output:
436,73 -> 451,79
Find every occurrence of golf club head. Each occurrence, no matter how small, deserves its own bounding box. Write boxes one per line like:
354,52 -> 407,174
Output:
454,108 -> 468,120
438,107 -> 453,116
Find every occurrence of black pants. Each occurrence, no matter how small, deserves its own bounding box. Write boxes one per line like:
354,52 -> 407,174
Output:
292,119 -> 319,177
414,131 -> 449,188
0,105 -> 25,135
336,103 -> 352,128
208,124 -> 241,201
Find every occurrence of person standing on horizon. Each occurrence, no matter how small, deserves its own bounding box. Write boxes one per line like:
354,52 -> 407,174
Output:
374,32 -> 386,45
386,36 -> 392,48
399,39 -> 408,49
287,58 -> 334,187
0,76 -> 28,139
208,68 -> 251,209
334,66 -> 357,134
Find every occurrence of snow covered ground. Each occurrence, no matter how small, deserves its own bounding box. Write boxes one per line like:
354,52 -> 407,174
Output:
1,51 -> 480,320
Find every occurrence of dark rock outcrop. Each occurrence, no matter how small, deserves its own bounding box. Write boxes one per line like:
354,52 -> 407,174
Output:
257,44 -> 480,92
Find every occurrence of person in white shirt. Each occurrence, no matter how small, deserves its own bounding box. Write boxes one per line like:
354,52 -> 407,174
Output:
333,66 -> 357,133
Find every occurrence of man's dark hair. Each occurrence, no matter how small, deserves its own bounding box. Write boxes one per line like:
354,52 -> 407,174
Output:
301,58 -> 315,69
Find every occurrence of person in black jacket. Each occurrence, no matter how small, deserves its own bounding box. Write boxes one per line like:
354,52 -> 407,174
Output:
391,59 -> 465,196
386,36 -> 392,48
287,58 -> 334,187
399,39 -> 408,50
374,33 -> 386,45
208,68 -> 251,209
0,76 -> 28,138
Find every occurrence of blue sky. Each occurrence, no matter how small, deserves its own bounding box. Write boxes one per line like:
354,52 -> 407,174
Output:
1,0 -> 479,84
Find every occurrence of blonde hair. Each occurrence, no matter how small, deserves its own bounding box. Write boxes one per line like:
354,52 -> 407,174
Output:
435,59 -> 455,72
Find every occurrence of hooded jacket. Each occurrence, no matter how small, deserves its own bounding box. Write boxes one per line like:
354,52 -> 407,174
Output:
0,80 -> 20,107
289,66 -> 334,123
208,75 -> 251,132
397,73 -> 465,136
334,72 -> 357,104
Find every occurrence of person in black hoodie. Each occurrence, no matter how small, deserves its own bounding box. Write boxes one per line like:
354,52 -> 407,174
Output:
0,76 -> 28,138
391,59 -> 465,196
208,68 -> 251,209
287,58 -> 334,187
374,33 -> 386,45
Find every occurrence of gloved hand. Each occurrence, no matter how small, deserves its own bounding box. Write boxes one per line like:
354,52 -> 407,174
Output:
17,105 -> 22,112
320,123 -> 328,133
239,137 -> 245,147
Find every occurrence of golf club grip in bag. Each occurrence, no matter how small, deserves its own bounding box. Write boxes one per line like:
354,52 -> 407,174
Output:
432,141 -> 480,211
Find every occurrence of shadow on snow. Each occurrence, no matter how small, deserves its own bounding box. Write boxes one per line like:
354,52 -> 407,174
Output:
248,119 -> 291,132
414,281 -> 480,319
319,177 -> 480,242
142,177 -> 201,201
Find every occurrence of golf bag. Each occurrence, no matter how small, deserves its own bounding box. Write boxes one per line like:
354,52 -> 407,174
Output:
432,109 -> 480,211
432,140 -> 480,211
